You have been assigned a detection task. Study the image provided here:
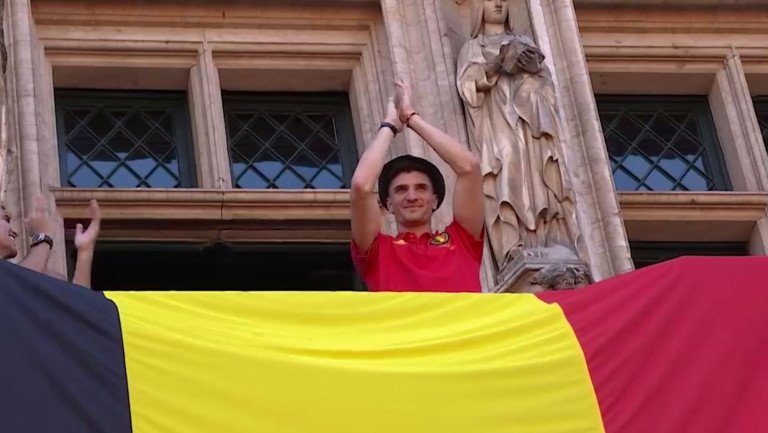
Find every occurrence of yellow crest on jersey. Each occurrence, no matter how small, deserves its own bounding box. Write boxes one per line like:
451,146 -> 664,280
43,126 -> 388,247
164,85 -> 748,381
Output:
430,232 -> 450,246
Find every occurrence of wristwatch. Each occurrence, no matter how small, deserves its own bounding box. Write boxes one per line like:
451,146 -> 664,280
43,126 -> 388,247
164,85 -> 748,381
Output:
30,233 -> 54,249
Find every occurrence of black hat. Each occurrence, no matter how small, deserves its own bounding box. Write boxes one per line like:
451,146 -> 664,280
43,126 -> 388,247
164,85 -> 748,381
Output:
378,155 -> 446,210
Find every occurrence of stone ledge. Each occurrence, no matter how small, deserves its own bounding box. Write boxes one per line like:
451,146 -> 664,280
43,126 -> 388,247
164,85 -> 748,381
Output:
574,0 -> 768,8
51,188 -> 353,242
52,188 -> 352,220
618,191 -> 768,242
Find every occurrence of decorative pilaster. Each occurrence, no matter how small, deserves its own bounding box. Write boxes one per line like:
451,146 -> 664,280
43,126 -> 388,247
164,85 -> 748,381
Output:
527,0 -> 634,281
5,0 -> 66,273
709,48 -> 768,254
188,43 -> 231,189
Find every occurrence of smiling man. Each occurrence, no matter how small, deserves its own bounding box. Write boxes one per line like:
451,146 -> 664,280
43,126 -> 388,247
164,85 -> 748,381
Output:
349,81 -> 485,292
0,197 -> 57,272
0,203 -> 20,261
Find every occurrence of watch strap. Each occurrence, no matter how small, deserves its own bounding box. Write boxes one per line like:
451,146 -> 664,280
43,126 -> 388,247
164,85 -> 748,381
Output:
31,233 -> 54,249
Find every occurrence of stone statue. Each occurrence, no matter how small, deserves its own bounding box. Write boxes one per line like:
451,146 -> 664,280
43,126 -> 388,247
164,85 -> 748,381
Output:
456,0 -> 582,272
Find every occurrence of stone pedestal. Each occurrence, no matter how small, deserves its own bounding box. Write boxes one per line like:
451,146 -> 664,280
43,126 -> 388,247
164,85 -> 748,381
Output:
493,245 -> 591,293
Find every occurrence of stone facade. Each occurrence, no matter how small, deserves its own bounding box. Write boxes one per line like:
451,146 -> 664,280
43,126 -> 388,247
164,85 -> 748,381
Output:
1,0 -> 767,290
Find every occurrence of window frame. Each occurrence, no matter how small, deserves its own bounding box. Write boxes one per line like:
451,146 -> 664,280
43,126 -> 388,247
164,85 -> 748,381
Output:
222,92 -> 358,189
754,96 -> 768,149
597,95 -> 732,192
54,89 -> 198,188
630,241 -> 749,269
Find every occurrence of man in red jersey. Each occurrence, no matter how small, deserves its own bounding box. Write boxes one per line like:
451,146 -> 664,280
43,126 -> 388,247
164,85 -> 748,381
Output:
350,80 -> 484,292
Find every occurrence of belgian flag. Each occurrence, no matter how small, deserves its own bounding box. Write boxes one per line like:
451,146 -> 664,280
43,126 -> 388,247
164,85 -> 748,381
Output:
1,256 -> 766,433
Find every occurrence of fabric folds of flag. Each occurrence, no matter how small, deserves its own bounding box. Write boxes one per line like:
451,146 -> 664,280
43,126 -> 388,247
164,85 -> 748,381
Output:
1,256 -> 767,433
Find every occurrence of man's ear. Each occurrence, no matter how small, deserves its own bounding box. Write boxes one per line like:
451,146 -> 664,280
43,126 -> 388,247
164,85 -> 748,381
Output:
386,198 -> 393,213
432,194 -> 438,211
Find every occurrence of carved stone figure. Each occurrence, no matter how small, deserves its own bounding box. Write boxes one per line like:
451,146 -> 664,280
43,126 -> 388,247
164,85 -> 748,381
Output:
530,263 -> 591,291
456,0 -> 582,272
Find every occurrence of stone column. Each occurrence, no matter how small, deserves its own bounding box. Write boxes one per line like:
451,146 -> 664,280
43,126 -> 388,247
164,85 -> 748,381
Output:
188,42 -> 232,189
527,0 -> 634,281
709,49 -> 768,192
5,0 -> 67,273
708,48 -> 768,254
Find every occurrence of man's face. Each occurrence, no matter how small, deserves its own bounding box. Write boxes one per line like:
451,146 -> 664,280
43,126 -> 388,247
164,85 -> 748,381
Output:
0,206 -> 19,260
483,0 -> 508,26
387,171 -> 438,228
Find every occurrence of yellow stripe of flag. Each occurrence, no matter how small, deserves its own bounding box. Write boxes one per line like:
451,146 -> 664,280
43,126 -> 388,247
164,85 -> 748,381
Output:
106,292 -> 605,433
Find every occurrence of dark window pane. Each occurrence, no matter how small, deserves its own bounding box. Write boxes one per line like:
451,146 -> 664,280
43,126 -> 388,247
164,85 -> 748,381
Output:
238,168 -> 270,189
69,242 -> 364,291
631,242 -> 748,269
284,116 -> 315,143
271,133 -> 300,162
69,165 -> 102,188
291,151 -> 323,180
68,129 -> 100,158
56,91 -> 195,188
107,165 -> 140,188
754,97 -> 768,149
224,93 -> 356,189
657,151 -> 687,179
312,168 -> 344,188
597,96 -> 730,191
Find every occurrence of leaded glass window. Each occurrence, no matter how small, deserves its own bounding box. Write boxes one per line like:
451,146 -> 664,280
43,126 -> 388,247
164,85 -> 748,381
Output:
597,96 -> 730,191
754,97 -> 768,149
55,91 -> 196,188
224,93 -> 357,189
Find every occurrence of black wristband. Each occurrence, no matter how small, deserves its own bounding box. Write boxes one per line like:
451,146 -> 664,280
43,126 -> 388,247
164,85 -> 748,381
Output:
379,122 -> 398,136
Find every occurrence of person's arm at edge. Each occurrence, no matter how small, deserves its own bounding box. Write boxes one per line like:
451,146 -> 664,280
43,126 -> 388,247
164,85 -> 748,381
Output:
72,248 -> 94,289
19,243 -> 52,273
350,98 -> 401,252
72,199 -> 101,289
19,196 -> 55,273
395,80 -> 484,239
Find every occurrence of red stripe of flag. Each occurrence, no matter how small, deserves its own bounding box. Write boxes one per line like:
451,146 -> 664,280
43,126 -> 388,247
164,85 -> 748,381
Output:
538,256 -> 768,433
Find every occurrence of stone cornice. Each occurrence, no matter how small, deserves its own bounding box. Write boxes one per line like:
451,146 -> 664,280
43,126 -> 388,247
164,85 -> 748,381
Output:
575,0 -> 768,7
52,188 -> 352,219
618,191 -> 768,242
576,5 -> 768,35
51,188 -> 354,242
620,191 -> 768,218
31,1 -> 381,31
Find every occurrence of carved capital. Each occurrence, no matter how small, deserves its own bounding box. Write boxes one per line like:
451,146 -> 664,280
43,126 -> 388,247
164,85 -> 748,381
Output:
493,245 -> 590,293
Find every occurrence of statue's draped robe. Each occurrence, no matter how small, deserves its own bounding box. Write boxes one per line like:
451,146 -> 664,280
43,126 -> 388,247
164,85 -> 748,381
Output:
457,33 -> 580,265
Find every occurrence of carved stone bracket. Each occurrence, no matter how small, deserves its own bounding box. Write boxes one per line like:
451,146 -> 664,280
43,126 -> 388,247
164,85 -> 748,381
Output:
494,245 -> 591,293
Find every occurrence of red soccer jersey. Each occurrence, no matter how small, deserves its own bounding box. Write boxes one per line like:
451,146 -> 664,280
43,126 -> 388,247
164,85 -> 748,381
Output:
351,221 -> 484,292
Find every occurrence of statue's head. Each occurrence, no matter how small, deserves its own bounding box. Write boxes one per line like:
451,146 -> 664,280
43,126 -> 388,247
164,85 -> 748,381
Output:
471,0 -> 513,38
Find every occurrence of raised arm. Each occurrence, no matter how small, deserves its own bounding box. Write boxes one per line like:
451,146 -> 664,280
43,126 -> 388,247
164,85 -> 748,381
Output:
349,99 -> 401,251
394,80 -> 484,238
19,196 -> 56,273
72,200 -> 101,289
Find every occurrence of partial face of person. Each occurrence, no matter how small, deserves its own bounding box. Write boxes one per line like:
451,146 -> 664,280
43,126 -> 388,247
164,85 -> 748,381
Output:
483,0 -> 508,25
0,206 -> 19,260
387,171 -> 438,227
